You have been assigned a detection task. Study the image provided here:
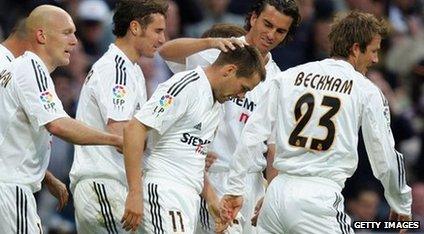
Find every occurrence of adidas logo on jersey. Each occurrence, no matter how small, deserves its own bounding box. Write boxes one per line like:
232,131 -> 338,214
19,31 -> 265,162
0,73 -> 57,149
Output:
194,123 -> 202,131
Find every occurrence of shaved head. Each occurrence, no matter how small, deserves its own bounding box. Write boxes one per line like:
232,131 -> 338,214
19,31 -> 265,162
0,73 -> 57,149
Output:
24,4 -> 77,72
26,5 -> 72,34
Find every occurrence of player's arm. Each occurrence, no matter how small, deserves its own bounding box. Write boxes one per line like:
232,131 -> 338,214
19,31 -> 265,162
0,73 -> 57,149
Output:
15,65 -> 122,149
201,175 -> 229,232
121,118 -> 149,231
223,79 -> 280,218
361,88 -> 412,218
159,37 -> 246,64
226,80 -> 279,196
45,117 -> 123,149
42,170 -> 68,211
106,119 -> 127,136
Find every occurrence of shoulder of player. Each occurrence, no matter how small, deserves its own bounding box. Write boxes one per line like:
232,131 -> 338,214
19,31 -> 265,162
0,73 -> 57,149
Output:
164,69 -> 204,98
91,54 -> 138,81
7,56 -> 53,95
361,76 -> 385,102
10,55 -> 47,80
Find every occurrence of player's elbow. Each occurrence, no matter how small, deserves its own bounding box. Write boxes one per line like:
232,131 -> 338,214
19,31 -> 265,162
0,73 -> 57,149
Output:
45,117 -> 68,136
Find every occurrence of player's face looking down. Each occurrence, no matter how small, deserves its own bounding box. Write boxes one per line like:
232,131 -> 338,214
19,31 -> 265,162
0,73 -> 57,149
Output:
136,13 -> 166,58
213,65 -> 262,103
247,4 -> 293,56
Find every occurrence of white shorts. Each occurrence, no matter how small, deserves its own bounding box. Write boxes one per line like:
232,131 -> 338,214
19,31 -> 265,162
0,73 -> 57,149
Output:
141,175 -> 200,234
257,174 -> 354,234
0,183 -> 43,233
196,171 -> 265,234
73,178 -> 130,233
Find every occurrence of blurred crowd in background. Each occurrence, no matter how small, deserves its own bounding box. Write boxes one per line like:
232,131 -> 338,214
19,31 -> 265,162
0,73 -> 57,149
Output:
0,0 -> 423,233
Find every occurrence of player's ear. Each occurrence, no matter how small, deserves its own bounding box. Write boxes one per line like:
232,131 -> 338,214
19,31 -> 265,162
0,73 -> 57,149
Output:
250,11 -> 259,27
222,64 -> 237,78
351,42 -> 361,58
129,20 -> 142,36
35,29 -> 47,44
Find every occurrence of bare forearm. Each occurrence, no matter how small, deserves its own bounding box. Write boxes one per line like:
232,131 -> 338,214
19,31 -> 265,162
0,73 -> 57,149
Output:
124,119 -> 148,193
201,174 -> 218,205
42,170 -> 55,185
106,119 -> 128,137
159,38 -> 213,63
46,117 -> 122,147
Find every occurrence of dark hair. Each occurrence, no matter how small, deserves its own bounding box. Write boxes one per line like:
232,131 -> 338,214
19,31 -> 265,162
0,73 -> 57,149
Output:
201,23 -> 247,38
213,45 -> 266,81
329,11 -> 389,58
244,0 -> 301,43
112,0 -> 168,37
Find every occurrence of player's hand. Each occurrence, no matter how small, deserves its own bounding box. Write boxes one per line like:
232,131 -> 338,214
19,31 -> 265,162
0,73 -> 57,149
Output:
205,152 -> 218,171
251,196 -> 264,226
210,37 -> 248,52
121,191 -> 143,231
44,173 -> 69,211
208,201 -> 230,233
220,195 -> 243,222
389,210 -> 411,234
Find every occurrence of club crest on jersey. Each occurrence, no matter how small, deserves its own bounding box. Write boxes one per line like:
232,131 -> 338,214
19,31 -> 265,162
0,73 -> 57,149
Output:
153,94 -> 174,116
40,91 -> 56,111
112,85 -> 126,110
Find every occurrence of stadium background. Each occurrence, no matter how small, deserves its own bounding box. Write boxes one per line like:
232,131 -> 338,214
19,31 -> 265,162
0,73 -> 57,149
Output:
0,0 -> 423,233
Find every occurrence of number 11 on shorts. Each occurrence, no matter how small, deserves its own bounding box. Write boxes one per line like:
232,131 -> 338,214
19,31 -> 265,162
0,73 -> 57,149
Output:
169,210 -> 185,232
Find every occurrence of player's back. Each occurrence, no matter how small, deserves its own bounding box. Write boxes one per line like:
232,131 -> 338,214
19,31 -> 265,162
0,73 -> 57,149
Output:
273,58 -> 380,188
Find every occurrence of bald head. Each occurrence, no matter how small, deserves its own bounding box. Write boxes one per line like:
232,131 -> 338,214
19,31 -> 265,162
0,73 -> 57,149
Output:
25,4 -> 77,72
26,5 -> 73,34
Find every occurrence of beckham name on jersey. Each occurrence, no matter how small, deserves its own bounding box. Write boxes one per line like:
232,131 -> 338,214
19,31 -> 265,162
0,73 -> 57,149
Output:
294,71 -> 354,95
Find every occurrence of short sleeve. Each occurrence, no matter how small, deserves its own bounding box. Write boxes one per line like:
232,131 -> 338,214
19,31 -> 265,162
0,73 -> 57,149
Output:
165,60 -> 187,74
186,49 -> 220,70
134,79 -> 190,135
15,62 -> 68,129
95,65 -> 138,123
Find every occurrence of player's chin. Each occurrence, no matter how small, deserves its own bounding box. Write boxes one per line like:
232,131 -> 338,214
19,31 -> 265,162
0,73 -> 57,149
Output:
58,58 -> 71,67
144,50 -> 155,58
217,96 -> 230,103
217,97 -> 226,103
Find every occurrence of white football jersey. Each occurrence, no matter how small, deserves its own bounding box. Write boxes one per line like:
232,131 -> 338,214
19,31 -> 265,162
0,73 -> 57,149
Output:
0,51 -> 68,192
164,36 -> 281,172
227,59 -> 412,215
0,44 -> 14,65
135,66 -> 222,193
69,44 -> 147,191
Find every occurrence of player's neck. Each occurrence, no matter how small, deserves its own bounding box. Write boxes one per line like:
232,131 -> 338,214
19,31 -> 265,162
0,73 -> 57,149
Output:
115,38 -> 139,63
29,49 -> 56,73
2,37 -> 26,58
